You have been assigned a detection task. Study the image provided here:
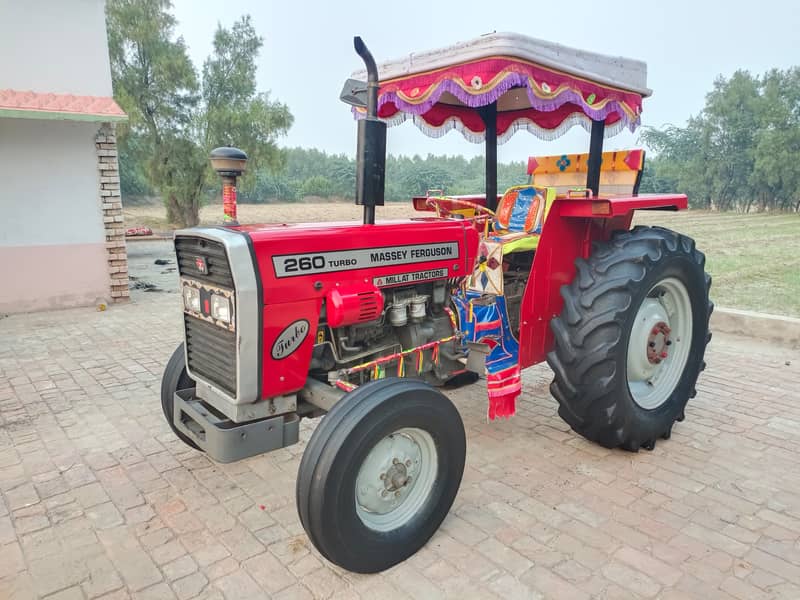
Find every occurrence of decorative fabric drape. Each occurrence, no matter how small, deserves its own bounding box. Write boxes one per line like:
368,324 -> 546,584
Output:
354,56 -> 644,143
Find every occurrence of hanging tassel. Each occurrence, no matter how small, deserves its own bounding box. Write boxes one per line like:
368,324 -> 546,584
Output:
398,354 -> 405,377
486,366 -> 521,420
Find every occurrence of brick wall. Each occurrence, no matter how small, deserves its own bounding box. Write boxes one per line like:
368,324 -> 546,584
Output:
96,123 -> 129,302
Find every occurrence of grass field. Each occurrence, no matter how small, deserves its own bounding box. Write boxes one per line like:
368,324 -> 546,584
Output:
633,211 -> 800,317
124,202 -> 800,317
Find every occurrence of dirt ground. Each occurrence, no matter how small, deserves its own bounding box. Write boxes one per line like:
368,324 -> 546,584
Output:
127,240 -> 181,297
123,201 -> 417,231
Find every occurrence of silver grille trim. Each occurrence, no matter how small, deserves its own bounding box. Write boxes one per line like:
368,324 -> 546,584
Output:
174,227 -> 260,405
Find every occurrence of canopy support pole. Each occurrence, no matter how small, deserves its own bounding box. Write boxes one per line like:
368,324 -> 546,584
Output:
586,119 -> 605,197
478,102 -> 498,211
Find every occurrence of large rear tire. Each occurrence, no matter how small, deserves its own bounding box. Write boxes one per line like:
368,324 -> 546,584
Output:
296,378 -> 465,573
161,343 -> 201,451
547,226 -> 712,451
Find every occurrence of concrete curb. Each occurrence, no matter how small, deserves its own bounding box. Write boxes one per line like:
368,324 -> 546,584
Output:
711,307 -> 800,348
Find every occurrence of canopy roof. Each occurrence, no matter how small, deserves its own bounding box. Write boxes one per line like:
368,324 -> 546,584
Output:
352,32 -> 650,144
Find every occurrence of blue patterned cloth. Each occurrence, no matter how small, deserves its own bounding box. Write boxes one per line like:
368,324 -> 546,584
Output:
452,290 -> 519,374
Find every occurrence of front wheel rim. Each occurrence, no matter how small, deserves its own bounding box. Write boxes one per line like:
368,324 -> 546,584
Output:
627,277 -> 693,410
355,427 -> 438,532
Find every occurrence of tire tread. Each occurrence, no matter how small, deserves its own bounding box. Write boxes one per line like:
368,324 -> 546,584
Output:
546,226 -> 712,450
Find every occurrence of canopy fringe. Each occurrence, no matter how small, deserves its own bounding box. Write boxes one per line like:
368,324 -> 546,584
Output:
376,111 -> 630,145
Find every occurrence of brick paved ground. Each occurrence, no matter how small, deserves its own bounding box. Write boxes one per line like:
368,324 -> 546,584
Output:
1,293 -> 799,600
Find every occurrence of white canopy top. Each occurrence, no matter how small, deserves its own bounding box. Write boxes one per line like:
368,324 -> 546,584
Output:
354,32 -> 651,97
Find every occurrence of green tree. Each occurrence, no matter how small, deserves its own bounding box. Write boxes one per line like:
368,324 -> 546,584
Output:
240,147 -> 530,203
752,68 -> 800,212
117,130 -> 155,198
300,175 -> 334,198
107,0 -> 292,226
639,67 -> 800,212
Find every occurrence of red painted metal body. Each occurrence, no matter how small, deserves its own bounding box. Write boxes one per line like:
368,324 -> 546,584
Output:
517,193 -> 686,367
234,219 -> 480,398
232,193 -> 685,401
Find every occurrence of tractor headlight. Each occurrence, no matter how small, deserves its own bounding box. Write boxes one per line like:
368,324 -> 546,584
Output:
183,285 -> 201,313
210,294 -> 232,324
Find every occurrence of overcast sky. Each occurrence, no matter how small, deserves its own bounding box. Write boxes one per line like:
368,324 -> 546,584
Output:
171,0 -> 798,162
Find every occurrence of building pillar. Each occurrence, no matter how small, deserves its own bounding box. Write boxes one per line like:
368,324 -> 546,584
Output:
96,123 -> 129,302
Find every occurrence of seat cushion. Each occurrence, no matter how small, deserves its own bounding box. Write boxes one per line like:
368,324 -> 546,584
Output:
493,233 -> 541,253
494,186 -> 544,234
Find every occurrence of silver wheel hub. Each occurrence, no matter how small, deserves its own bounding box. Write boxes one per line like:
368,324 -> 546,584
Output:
627,277 -> 693,410
355,428 -> 437,532
383,459 -> 411,492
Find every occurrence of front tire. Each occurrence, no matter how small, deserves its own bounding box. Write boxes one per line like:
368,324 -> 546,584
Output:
160,343 -> 201,450
296,378 -> 465,573
547,226 -> 712,451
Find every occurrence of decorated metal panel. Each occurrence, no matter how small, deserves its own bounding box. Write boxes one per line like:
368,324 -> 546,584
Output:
237,219 -> 479,397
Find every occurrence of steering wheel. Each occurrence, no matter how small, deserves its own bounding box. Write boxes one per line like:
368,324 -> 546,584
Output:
425,196 -> 496,222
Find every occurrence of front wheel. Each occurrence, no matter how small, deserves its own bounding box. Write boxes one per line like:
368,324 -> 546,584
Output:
296,378 -> 466,573
547,226 -> 712,451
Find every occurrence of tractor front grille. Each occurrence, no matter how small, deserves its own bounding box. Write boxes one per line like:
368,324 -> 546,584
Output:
176,234 -> 238,398
184,314 -> 237,397
175,236 -> 234,288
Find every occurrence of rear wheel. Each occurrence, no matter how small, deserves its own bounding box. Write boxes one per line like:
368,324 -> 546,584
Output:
296,378 -> 465,573
160,343 -> 201,450
547,226 -> 712,451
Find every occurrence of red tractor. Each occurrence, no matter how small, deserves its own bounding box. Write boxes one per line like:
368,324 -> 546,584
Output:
162,33 -> 712,573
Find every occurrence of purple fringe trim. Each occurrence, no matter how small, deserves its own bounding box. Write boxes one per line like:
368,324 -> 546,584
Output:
352,71 -> 642,134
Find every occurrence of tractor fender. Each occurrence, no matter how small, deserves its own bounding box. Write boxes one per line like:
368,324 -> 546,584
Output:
517,194 -> 686,368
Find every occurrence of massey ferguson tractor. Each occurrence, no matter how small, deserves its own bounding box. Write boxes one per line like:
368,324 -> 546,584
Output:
161,33 -> 712,573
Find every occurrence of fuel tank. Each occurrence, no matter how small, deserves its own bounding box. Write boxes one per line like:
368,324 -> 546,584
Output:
235,218 -> 480,397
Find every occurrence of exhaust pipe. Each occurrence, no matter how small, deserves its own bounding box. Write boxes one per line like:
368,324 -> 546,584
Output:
353,37 -> 386,225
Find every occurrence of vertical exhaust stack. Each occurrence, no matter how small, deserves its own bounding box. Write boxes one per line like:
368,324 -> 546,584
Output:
353,37 -> 386,225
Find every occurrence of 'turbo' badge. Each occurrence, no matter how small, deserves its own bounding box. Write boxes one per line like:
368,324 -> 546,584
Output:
272,320 -> 310,360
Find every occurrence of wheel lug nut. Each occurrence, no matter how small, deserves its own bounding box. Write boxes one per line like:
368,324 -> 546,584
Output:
381,490 -> 388,497
392,458 -> 399,465
405,460 -> 412,467
379,473 -> 386,480
395,491 -> 401,497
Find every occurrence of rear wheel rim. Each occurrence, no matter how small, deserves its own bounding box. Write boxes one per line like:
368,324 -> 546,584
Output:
627,277 -> 693,410
355,427 -> 438,532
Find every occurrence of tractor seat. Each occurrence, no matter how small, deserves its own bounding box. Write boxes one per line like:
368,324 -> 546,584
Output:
490,185 -> 555,254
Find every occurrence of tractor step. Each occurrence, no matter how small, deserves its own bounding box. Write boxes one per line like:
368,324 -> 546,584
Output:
173,389 -> 299,463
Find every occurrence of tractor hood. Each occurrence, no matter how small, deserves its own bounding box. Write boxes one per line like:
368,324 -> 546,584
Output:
234,218 -> 480,305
